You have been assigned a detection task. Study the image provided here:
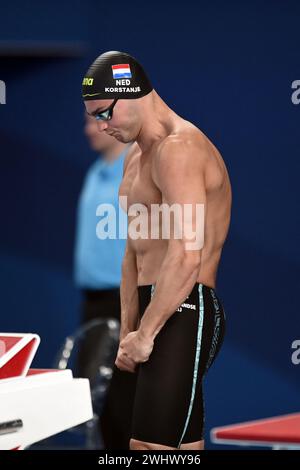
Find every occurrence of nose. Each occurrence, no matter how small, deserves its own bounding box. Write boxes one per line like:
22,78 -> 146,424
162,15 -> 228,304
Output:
96,120 -> 109,132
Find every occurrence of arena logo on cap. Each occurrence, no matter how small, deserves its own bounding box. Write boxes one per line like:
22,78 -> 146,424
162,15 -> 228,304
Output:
112,64 -> 132,79
0,80 -> 6,104
82,77 -> 94,86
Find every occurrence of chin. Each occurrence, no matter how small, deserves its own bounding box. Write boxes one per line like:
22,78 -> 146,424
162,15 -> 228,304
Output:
117,135 -> 130,143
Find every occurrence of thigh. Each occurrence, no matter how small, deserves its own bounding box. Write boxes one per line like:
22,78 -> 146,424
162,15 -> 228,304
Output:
131,283 -> 226,448
101,365 -> 138,449
132,286 -> 203,448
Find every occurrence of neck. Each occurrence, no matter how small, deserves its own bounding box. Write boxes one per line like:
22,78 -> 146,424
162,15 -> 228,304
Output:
136,90 -> 177,153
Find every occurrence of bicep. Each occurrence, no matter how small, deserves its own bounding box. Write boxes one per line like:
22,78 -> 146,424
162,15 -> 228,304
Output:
155,141 -> 206,251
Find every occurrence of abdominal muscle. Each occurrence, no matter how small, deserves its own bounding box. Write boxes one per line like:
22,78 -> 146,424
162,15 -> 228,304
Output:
134,238 -> 219,289
135,239 -> 168,286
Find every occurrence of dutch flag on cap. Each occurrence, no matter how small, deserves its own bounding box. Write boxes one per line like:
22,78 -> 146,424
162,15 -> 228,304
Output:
112,64 -> 132,79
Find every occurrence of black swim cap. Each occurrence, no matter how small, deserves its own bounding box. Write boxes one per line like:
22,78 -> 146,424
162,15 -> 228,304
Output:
82,50 -> 153,101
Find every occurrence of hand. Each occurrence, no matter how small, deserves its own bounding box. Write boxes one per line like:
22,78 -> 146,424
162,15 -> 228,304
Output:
115,330 -> 154,372
114,343 -> 137,373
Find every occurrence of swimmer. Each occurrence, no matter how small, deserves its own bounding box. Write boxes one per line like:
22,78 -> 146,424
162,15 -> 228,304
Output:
82,50 -> 232,451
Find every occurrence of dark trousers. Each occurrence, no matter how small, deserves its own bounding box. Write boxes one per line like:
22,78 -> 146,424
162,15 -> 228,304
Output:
78,288 -> 138,450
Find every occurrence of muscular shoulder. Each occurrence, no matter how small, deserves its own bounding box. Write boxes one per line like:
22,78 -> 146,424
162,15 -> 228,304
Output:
153,130 -> 208,187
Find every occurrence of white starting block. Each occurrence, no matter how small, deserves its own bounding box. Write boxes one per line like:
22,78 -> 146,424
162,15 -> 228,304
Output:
0,333 -> 93,450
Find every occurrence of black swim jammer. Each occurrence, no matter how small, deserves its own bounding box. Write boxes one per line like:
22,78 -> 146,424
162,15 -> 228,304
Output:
131,282 -> 226,448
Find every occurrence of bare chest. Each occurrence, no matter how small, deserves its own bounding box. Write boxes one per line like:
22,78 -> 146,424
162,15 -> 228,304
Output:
119,154 -> 162,212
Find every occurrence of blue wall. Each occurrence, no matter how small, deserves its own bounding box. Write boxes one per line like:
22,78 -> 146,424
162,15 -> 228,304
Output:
0,0 -> 299,449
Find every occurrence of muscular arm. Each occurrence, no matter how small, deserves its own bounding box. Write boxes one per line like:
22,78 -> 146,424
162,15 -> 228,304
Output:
137,138 -> 206,341
120,227 -> 140,341
118,142 -> 141,341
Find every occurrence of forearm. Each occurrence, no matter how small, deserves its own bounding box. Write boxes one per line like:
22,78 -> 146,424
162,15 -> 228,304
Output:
138,247 -> 201,341
120,250 -> 139,339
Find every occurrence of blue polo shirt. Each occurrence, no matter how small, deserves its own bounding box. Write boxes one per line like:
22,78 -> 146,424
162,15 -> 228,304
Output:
74,145 -> 130,289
